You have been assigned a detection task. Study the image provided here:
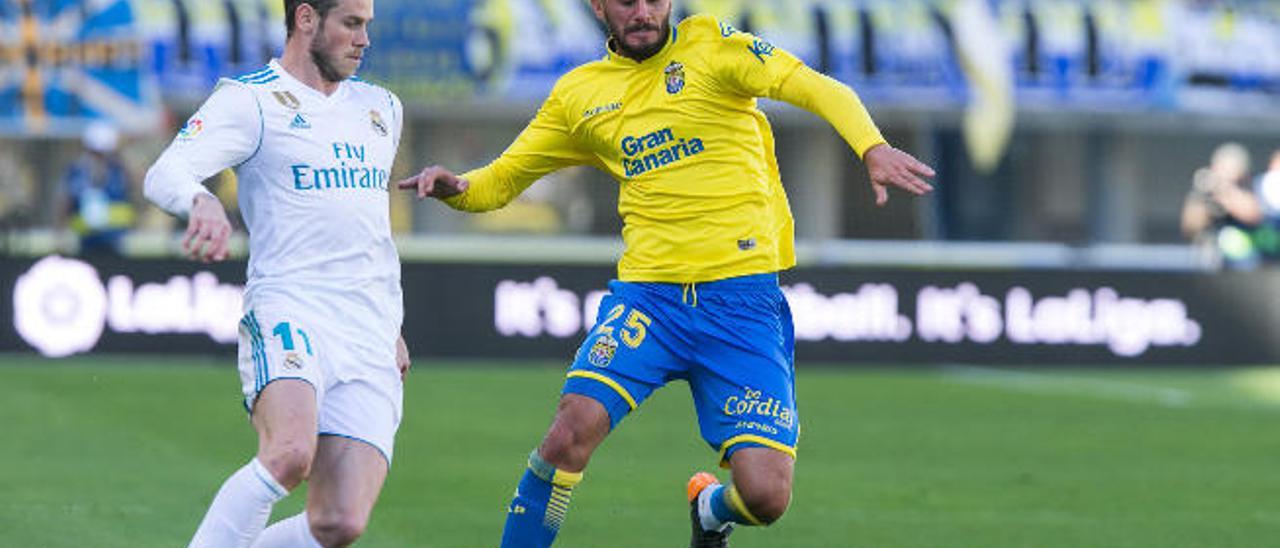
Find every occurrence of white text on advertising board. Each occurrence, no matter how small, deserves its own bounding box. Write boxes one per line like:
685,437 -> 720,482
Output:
491,278 -> 1202,358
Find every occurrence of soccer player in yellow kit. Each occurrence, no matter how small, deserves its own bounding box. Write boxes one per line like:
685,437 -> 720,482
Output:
401,1 -> 934,546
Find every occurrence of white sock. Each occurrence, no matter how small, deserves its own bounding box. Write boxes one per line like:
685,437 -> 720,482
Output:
188,458 -> 289,548
697,485 -> 732,533
252,512 -> 324,548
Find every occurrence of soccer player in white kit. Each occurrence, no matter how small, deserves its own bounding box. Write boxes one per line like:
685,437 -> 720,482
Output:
143,1 -> 414,546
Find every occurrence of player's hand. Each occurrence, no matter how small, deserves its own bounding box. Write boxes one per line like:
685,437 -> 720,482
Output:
183,193 -> 232,263
863,144 -> 936,207
395,335 -> 411,381
396,165 -> 469,200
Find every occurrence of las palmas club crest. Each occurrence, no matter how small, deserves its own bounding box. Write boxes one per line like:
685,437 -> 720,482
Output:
588,334 -> 618,368
665,61 -> 685,95
0,0 -> 159,136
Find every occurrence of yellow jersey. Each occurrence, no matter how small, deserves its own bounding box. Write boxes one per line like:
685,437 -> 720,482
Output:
447,15 -> 887,283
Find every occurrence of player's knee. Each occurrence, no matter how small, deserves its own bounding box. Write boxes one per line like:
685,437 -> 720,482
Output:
309,511 -> 367,547
259,441 -> 313,487
539,424 -> 593,471
539,398 -> 609,471
737,475 -> 792,525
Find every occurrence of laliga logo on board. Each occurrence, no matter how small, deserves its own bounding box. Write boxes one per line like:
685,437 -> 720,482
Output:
12,256 -> 243,358
14,257 -> 107,358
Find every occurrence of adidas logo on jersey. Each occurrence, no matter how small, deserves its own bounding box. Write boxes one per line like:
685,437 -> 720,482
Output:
290,113 -> 311,130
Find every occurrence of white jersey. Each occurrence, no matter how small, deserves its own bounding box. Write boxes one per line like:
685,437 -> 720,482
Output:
145,60 -> 403,309
146,61 -> 407,462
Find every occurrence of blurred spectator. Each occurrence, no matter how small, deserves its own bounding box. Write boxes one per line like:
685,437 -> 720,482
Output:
1181,142 -> 1263,269
0,144 -> 35,255
61,122 -> 139,256
0,143 -> 35,226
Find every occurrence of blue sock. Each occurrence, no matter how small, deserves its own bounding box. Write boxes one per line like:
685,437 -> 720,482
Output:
708,484 -> 763,527
500,450 -> 583,548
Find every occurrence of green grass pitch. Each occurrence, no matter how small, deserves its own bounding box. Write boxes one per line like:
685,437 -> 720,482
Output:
2,356 -> 1280,547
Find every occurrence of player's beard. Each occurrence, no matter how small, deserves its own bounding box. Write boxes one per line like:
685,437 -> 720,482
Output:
309,29 -> 353,82
606,12 -> 671,62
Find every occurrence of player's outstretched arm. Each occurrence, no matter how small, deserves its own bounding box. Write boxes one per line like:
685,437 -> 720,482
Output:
710,22 -> 935,207
401,87 -> 594,212
396,165 -> 470,201
772,67 -> 935,206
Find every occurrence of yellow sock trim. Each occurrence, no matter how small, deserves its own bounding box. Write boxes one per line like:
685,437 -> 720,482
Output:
526,450 -> 582,529
725,485 -> 765,526
566,371 -> 638,411
527,450 -> 585,488
551,468 -> 583,488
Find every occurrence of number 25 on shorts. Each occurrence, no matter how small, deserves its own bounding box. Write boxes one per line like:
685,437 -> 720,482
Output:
596,305 -> 652,348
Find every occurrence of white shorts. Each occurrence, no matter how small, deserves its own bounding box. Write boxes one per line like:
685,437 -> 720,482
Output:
237,288 -> 403,464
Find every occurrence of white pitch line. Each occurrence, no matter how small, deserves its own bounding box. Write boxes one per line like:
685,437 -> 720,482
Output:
941,365 -> 1193,408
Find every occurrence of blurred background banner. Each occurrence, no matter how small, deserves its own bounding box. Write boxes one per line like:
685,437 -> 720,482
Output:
358,0 -> 609,102
2,0 -> 1280,363
6,1 -> 1280,128
352,0 -> 1280,108
0,0 -> 160,136
7,255 -> 1280,365
134,0 -> 285,103
354,0 -> 476,101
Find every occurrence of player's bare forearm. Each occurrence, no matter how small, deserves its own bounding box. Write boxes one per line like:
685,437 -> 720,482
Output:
396,165 -> 469,201
862,144 -> 936,207
397,162 -> 538,213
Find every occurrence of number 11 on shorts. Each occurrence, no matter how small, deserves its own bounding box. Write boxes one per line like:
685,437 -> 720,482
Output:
273,321 -> 314,356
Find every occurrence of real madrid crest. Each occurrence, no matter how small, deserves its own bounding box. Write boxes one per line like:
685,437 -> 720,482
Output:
370,110 -> 388,137
284,352 -> 305,370
665,61 -> 685,95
